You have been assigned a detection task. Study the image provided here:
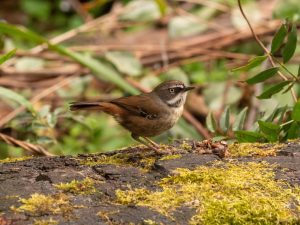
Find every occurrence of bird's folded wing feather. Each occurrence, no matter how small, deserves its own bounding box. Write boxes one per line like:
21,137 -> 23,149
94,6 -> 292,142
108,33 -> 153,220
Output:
110,95 -> 162,119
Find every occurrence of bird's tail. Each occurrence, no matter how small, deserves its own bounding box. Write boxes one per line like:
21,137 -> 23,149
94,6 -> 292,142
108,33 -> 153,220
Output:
69,102 -> 103,111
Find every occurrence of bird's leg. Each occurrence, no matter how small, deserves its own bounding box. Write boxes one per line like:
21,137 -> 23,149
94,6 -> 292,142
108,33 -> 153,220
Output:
143,137 -> 160,148
131,134 -> 163,154
131,134 -> 155,150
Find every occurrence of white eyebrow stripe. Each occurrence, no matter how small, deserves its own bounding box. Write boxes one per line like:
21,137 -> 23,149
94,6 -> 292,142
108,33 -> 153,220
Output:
170,84 -> 184,89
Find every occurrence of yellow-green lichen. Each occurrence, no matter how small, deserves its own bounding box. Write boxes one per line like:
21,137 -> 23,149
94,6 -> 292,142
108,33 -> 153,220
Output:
228,143 -> 283,157
116,161 -> 300,224
54,178 -> 96,195
11,193 -> 73,216
0,156 -> 33,164
159,154 -> 182,161
179,140 -> 192,151
143,219 -> 161,225
81,153 -> 156,171
33,218 -> 58,225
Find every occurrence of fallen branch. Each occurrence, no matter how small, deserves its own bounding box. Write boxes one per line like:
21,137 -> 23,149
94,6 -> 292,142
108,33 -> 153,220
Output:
0,133 -> 54,156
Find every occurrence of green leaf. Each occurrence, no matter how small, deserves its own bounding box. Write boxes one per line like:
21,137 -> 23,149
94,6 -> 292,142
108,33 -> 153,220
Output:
163,67 -> 189,84
258,120 -> 280,142
0,22 -> 46,44
281,81 -> 295,94
219,106 -> 230,133
282,24 -> 297,63
20,0 -> 51,21
55,47 -> 139,95
257,81 -> 291,99
235,130 -> 264,142
105,51 -> 142,76
246,67 -> 279,84
212,136 -> 227,141
292,101 -> 300,122
206,112 -> 218,133
287,121 -> 300,139
232,55 -> 267,72
233,107 -> 248,131
154,0 -> 168,16
0,48 -> 16,65
264,106 -> 286,122
271,24 -> 287,53
169,16 -> 207,38
0,87 -> 34,113
120,0 -> 161,22
277,106 -> 288,124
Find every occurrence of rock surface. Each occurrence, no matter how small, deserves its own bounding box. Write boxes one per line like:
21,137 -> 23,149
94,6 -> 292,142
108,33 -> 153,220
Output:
0,140 -> 300,225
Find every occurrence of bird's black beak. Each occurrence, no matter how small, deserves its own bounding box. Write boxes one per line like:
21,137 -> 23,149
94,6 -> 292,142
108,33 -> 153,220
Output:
184,86 -> 195,92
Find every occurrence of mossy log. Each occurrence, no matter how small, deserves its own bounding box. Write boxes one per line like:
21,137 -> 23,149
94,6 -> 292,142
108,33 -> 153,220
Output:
1,140 -> 300,225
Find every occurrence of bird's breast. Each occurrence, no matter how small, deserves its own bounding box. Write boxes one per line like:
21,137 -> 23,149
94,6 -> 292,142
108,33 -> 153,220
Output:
164,106 -> 184,128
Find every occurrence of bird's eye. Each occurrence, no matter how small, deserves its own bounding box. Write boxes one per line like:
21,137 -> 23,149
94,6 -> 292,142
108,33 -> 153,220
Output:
169,88 -> 175,93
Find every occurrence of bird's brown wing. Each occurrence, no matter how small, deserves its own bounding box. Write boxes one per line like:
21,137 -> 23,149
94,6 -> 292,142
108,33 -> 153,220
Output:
110,94 -> 162,120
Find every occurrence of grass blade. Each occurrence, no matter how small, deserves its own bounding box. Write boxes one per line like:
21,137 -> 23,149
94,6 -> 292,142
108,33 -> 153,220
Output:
219,106 -> 230,133
206,112 -> 218,133
233,107 -> 248,131
0,87 -> 34,113
0,48 -> 17,65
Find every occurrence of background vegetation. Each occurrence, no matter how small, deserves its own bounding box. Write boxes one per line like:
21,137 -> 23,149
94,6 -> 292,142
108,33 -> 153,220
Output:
0,0 -> 299,158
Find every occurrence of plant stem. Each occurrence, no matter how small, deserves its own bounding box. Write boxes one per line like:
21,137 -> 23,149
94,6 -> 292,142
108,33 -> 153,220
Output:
237,0 -> 297,102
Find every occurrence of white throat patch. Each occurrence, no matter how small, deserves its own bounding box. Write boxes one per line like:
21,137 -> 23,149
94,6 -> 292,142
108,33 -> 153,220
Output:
166,93 -> 186,107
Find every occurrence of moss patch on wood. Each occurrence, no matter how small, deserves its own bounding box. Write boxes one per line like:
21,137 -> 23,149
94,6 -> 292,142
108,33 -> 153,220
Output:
54,178 -> 97,195
228,143 -> 283,157
0,156 -> 33,164
116,161 -> 300,224
80,153 -> 157,171
159,154 -> 182,161
33,218 -> 58,225
11,193 -> 74,217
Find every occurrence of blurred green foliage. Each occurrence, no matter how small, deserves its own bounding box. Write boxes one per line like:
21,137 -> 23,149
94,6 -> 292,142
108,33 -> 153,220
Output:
20,0 -> 83,33
0,0 -> 300,158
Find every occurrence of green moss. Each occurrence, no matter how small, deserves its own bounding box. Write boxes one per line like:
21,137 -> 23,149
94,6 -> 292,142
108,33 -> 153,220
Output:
81,153 -> 156,171
228,143 -> 283,157
159,154 -> 182,161
33,218 -> 58,225
143,219 -> 160,225
116,161 -> 300,224
0,156 -> 33,164
54,178 -> 96,195
11,193 -> 73,216
179,140 -> 192,151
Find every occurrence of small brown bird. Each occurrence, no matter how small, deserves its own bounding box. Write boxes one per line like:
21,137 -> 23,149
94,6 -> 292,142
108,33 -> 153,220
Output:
70,80 -> 194,153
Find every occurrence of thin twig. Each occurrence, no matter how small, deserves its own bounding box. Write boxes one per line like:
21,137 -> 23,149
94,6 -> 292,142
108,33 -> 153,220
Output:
0,133 -> 53,156
30,4 -> 122,54
237,0 -> 297,102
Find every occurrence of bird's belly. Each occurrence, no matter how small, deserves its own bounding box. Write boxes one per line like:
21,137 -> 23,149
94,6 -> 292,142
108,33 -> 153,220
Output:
120,107 -> 183,137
